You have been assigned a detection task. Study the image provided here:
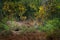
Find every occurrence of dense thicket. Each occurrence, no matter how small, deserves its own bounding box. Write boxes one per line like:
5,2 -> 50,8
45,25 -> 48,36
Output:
0,0 -> 60,35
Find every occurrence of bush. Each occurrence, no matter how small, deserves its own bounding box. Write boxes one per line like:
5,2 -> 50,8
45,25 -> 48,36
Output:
0,22 -> 9,32
37,18 -> 60,35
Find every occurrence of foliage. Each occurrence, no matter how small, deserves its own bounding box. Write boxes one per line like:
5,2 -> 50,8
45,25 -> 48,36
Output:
0,22 -> 9,32
0,0 -> 60,35
37,18 -> 60,35
2,0 -> 59,21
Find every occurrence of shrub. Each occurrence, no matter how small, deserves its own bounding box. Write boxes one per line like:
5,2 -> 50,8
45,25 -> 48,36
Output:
37,18 -> 60,35
0,22 -> 9,32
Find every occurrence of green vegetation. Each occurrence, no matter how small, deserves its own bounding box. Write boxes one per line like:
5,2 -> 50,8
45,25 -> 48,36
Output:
0,22 -> 9,32
0,0 -> 60,36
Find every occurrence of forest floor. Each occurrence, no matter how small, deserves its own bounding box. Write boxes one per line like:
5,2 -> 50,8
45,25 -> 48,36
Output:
0,31 -> 48,40
0,30 -> 60,40
0,21 -> 60,40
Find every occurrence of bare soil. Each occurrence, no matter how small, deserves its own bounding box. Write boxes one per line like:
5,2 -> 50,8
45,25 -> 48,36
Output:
0,31 -> 60,40
0,31 -> 48,40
